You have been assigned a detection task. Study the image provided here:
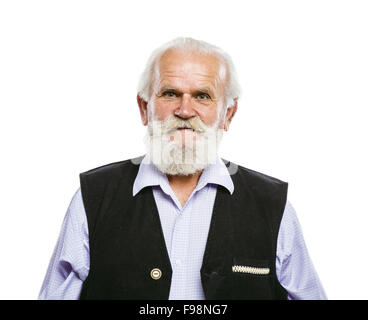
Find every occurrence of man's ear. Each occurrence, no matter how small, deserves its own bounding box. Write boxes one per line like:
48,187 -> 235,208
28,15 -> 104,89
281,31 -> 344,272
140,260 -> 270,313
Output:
137,95 -> 149,126
223,100 -> 238,131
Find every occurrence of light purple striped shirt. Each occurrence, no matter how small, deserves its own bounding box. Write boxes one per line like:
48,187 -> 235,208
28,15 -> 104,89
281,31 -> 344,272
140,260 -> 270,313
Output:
38,155 -> 327,300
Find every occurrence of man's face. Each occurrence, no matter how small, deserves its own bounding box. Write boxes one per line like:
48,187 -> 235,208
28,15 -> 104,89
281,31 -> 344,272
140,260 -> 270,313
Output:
138,49 -> 236,176
152,49 -> 225,128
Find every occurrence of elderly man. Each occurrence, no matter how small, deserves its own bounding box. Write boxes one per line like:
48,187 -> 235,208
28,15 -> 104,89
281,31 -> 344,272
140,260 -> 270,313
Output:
39,37 -> 327,300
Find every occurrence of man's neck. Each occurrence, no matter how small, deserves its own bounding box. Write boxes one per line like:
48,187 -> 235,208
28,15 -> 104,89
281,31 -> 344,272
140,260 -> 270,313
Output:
167,171 -> 203,207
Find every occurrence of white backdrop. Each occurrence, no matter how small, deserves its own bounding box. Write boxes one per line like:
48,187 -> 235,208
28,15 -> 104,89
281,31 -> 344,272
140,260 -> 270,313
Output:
0,0 -> 367,300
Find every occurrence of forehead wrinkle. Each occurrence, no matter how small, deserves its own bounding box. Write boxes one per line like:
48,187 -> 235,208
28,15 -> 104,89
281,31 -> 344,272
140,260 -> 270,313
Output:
161,64 -> 217,74
160,70 -> 218,81
159,52 -> 222,78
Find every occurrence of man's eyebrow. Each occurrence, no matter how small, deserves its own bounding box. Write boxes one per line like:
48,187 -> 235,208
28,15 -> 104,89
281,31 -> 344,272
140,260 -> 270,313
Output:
158,86 -> 178,92
193,88 -> 213,95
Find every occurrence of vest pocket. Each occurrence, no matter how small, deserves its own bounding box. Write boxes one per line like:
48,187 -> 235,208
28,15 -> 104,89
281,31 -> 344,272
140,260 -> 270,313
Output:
232,258 -> 270,275
231,257 -> 273,299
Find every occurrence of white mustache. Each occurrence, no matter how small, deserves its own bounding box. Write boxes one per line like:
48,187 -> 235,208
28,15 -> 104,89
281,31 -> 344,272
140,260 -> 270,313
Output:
150,115 -> 208,135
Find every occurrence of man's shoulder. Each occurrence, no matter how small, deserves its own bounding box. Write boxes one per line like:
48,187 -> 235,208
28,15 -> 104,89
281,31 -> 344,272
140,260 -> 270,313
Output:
79,155 -> 144,181
223,158 -> 287,188
79,156 -> 143,189
225,160 -> 288,220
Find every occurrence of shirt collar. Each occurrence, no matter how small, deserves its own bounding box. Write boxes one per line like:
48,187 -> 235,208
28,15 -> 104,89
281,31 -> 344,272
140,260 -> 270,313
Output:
132,154 -> 234,197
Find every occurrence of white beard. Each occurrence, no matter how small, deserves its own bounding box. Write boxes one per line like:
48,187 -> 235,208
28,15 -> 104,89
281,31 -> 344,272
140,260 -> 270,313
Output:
144,114 -> 224,176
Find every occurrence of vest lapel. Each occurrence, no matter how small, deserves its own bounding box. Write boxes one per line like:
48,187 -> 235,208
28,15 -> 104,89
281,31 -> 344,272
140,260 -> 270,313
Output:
126,186 -> 173,299
200,185 -> 234,299
129,186 -> 172,272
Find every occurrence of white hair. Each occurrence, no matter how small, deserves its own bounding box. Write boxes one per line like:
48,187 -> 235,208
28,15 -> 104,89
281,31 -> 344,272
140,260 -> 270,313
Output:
137,37 -> 241,108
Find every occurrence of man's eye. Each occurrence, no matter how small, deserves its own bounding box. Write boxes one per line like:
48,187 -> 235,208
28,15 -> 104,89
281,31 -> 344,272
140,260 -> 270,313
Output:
163,91 -> 177,98
196,93 -> 210,100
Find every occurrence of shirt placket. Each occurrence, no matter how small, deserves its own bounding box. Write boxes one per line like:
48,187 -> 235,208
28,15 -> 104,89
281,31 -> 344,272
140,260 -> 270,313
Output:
168,204 -> 191,299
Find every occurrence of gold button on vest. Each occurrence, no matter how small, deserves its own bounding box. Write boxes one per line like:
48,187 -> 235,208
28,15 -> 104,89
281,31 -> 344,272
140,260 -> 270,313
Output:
150,268 -> 162,280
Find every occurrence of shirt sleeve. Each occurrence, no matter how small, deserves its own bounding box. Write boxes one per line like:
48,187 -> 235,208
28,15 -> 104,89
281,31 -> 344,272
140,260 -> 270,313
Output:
38,188 -> 90,300
276,200 -> 327,300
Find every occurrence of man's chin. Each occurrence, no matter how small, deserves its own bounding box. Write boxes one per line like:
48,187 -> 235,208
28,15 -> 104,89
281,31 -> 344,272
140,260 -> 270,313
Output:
152,160 -> 209,176
151,147 -> 218,176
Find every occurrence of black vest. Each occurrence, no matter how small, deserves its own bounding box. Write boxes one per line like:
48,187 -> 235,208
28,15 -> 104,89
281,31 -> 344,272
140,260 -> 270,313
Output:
79,156 -> 288,300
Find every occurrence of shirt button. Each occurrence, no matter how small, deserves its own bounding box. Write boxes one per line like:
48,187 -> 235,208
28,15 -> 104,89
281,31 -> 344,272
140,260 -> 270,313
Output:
176,259 -> 182,266
150,268 -> 162,280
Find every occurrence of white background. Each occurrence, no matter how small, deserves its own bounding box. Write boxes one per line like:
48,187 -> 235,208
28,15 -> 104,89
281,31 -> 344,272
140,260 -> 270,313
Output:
0,0 -> 367,300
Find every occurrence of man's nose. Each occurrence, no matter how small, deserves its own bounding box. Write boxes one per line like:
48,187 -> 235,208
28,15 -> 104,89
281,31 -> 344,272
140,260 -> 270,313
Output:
174,93 -> 196,119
